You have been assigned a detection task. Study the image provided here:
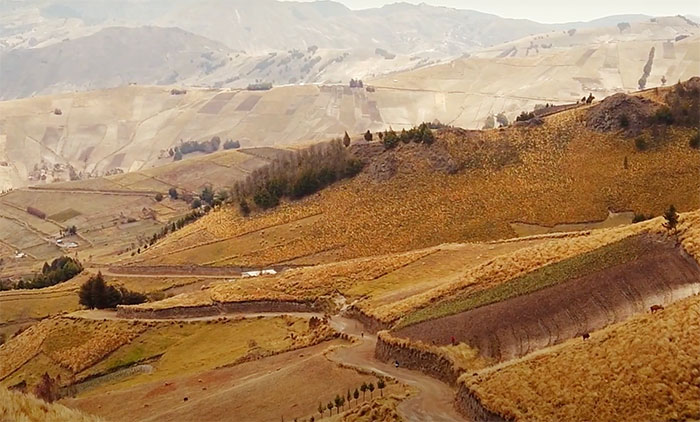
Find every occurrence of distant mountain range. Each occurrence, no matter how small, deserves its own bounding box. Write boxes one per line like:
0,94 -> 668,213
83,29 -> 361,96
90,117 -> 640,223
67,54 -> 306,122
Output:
0,0 -> 683,100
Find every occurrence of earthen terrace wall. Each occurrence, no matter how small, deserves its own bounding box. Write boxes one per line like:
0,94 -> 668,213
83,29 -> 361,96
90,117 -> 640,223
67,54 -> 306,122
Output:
374,331 -> 460,386
117,300 -> 324,319
455,383 -> 511,422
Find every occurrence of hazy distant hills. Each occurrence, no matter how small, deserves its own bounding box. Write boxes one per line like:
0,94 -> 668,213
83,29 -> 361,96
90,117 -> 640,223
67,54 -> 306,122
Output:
0,0 -> 674,100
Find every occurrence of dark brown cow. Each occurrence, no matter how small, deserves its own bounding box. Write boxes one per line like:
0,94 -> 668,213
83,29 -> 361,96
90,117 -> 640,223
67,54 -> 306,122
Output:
650,304 -> 665,313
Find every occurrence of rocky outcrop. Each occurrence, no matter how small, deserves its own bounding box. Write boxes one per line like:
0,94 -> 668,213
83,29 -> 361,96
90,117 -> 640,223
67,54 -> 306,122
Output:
374,331 -> 460,386
455,383 -> 511,422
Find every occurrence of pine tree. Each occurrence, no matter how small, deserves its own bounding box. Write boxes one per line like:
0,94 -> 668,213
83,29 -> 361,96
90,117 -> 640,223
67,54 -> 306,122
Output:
377,379 -> 386,397
343,131 -> 351,148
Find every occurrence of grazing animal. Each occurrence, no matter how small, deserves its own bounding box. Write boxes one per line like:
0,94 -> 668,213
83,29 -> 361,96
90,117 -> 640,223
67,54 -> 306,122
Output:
650,305 -> 664,313
582,333 -> 590,340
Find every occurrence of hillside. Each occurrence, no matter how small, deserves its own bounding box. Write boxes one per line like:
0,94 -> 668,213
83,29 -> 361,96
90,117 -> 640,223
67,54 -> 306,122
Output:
459,292 -> 700,421
0,26 -> 233,100
131,82 -> 700,270
0,387 -> 102,422
1,16 -> 696,191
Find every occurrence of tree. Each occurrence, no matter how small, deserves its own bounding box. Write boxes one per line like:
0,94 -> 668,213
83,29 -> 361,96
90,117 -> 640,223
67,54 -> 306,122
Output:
327,402 -> 333,416
360,383 -> 368,400
239,199 -> 251,216
191,198 -> 202,209
364,130 -> 373,142
347,389 -> 352,407
368,382 -> 375,399
343,131 -> 351,148
78,272 -> 122,309
663,205 -> 679,234
174,150 -> 183,161
201,186 -> 215,206
377,379 -> 386,397
496,113 -> 509,127
168,187 -> 179,200
382,130 -> 399,149
318,402 -> 324,417
353,388 -> 359,402
334,395 -> 342,414
155,193 -> 164,202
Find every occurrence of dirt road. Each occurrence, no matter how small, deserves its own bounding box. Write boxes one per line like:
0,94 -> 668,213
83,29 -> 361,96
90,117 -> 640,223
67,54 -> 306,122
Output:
70,310 -> 466,422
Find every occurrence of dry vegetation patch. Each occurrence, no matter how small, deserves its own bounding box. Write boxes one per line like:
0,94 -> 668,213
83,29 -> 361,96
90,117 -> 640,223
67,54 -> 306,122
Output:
463,293 -> 700,422
0,388 -> 103,422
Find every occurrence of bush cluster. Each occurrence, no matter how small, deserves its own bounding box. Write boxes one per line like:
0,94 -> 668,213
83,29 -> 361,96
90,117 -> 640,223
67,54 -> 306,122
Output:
78,272 -> 147,309
234,140 -> 364,211
17,256 -> 83,290
381,123 -> 435,149
223,139 -> 241,150
171,137 -> 221,161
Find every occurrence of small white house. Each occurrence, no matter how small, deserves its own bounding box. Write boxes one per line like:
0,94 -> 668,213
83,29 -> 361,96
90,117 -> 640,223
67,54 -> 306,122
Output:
241,269 -> 277,278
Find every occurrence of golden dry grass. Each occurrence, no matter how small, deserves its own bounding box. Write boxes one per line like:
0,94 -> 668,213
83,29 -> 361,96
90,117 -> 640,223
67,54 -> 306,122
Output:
375,218 -> 662,323
463,293 -> 700,422
131,100 -> 700,270
0,320 -> 53,380
128,247 -> 435,310
0,388 -> 103,422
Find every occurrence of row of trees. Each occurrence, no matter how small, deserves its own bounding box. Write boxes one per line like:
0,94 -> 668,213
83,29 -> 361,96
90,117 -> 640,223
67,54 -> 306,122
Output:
16,256 -> 83,290
171,137 -> 222,161
232,139 -> 364,212
316,379 -> 386,419
78,272 -> 146,309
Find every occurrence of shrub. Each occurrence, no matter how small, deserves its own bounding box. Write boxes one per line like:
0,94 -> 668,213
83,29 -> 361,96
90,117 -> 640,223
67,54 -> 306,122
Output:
191,198 -> 202,209
383,130 -> 399,149
223,140 -> 241,150
690,132 -> 700,149
364,130 -> 373,142
652,106 -> 674,125
246,82 -> 273,91
516,111 -> 535,122
168,187 -> 178,200
155,193 -> 164,202
620,114 -> 630,128
635,136 -> 648,151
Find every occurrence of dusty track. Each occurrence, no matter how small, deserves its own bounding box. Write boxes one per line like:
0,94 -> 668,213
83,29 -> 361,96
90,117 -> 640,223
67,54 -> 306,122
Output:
70,310 -> 465,422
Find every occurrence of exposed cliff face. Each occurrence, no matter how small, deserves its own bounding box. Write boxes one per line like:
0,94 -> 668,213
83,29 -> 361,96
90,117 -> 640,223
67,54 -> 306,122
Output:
374,332 -> 459,386
455,383 -> 511,422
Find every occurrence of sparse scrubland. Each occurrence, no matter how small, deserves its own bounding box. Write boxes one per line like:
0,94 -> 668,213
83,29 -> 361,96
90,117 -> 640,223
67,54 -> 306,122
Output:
462,293 -> 700,421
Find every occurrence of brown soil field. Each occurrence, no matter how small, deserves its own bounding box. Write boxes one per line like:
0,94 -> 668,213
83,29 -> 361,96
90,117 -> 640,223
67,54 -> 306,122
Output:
395,236 -> 700,361
63,339 -> 400,422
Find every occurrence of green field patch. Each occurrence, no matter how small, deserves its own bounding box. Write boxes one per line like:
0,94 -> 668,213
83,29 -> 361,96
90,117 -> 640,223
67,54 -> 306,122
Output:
398,235 -> 651,328
48,208 -> 82,223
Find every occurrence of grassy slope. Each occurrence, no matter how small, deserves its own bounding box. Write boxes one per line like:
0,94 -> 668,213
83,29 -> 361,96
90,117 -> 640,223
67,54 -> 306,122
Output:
464,293 -> 700,422
135,97 -> 700,270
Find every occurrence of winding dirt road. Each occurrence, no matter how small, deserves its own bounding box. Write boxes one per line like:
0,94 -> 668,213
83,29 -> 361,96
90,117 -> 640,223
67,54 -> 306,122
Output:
71,309 -> 465,422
